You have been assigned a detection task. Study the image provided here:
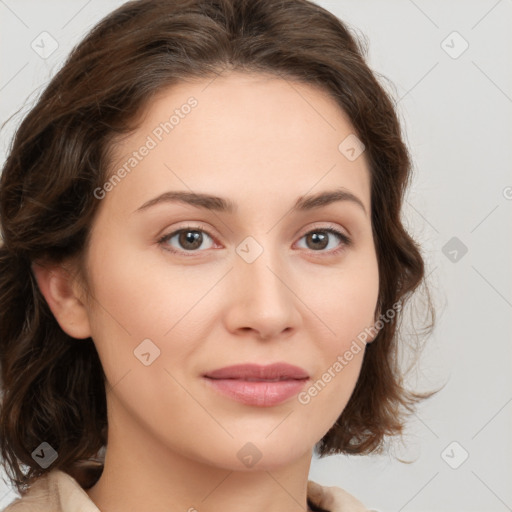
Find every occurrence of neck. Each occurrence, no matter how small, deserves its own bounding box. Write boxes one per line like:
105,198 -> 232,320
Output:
86,400 -> 315,512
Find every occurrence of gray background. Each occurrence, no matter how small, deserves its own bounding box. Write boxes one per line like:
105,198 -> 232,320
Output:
1,1 -> 511,511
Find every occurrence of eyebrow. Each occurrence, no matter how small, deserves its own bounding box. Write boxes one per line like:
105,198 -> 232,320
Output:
133,187 -> 367,216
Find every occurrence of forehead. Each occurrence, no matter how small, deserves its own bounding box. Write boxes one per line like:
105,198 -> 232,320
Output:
101,71 -> 371,218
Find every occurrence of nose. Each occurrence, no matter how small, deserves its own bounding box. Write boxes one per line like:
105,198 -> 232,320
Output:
223,244 -> 301,340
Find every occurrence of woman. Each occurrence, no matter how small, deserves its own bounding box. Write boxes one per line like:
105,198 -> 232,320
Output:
0,1 -> 436,511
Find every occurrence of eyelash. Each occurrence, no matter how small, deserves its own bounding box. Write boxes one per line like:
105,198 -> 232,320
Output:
157,223 -> 352,258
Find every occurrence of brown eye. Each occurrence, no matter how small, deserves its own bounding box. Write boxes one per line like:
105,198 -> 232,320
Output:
177,230 -> 204,250
158,225 -> 216,255
305,231 -> 329,250
297,228 -> 352,254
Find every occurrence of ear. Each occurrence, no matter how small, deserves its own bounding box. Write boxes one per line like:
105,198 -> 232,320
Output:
31,259 -> 92,340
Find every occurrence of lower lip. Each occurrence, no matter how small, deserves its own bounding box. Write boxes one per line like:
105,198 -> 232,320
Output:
203,377 -> 309,406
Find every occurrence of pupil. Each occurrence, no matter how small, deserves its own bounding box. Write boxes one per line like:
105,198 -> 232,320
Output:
182,231 -> 201,249
310,232 -> 327,250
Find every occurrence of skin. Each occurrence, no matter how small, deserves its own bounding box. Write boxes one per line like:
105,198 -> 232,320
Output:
33,71 -> 379,512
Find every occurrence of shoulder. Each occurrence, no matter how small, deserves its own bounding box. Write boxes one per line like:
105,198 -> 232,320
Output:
2,472 -> 56,512
2,467 -> 100,512
307,479 -> 373,512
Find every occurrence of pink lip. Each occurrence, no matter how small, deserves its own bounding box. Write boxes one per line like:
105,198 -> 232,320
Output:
203,362 -> 309,380
202,363 -> 310,407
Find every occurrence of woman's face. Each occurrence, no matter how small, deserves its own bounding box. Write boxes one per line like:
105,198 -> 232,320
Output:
81,71 -> 379,471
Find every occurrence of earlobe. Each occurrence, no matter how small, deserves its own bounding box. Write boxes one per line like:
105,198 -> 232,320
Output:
31,260 -> 92,340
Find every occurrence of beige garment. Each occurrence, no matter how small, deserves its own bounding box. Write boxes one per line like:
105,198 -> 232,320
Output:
2,463 -> 370,512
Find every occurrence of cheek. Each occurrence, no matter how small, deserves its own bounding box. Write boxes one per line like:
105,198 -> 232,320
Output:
311,248 -> 380,348
84,237 -> 216,387
297,252 -> 378,425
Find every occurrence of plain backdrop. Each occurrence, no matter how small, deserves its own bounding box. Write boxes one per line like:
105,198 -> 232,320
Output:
0,1 -> 511,511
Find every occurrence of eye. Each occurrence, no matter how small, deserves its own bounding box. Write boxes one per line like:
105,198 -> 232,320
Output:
295,226 -> 352,255
158,225 -> 216,256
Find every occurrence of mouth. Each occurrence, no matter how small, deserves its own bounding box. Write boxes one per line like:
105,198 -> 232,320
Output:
202,363 -> 310,407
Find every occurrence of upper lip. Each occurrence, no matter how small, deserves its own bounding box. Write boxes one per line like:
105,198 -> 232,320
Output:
203,363 -> 309,380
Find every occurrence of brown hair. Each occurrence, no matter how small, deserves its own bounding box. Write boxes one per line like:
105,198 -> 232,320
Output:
0,0 -> 437,495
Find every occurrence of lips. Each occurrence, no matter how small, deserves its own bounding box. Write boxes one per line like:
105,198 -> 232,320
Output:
203,362 -> 309,381
202,363 -> 310,406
